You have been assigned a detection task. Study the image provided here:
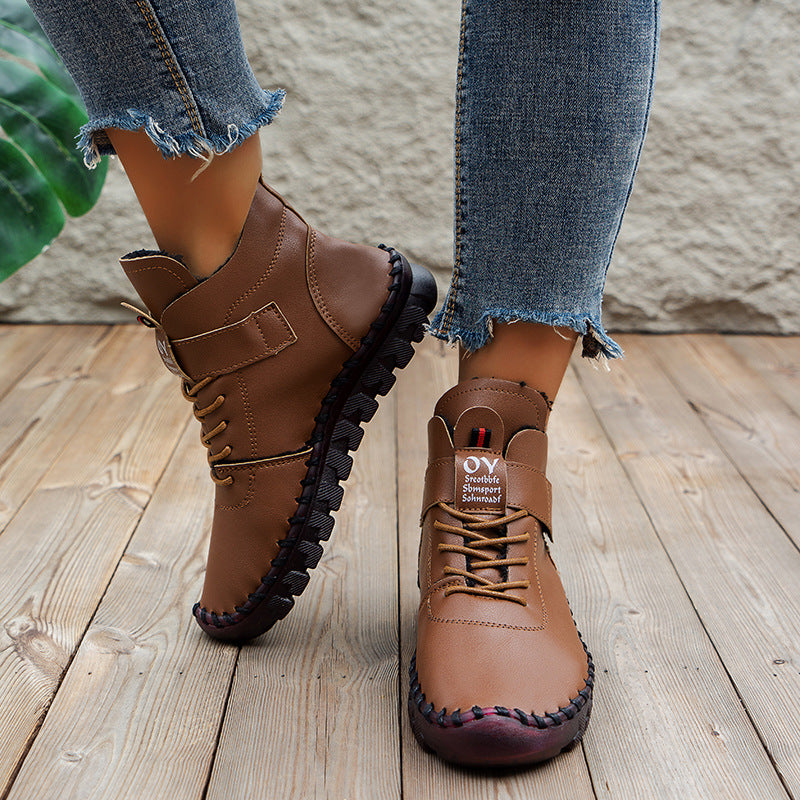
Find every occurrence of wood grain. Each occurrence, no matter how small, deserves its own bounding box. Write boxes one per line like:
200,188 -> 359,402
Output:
0,326 -> 122,533
552,366 -> 788,799
0,326 -> 189,791
724,336 -> 800,417
396,341 -> 597,800
0,329 -> 797,799
652,334 -> 800,549
577,334 -> 800,795
206,394 -> 402,800
0,324 -> 59,402
5,421 -> 240,800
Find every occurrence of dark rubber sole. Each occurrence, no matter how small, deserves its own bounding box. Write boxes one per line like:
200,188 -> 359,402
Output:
408,694 -> 592,768
408,650 -> 593,768
194,248 -> 437,641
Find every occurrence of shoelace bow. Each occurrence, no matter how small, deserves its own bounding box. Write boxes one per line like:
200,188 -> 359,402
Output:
434,504 -> 531,605
182,377 -> 233,486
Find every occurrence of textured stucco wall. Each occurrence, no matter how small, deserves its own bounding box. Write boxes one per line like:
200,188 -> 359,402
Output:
1,0 -> 798,332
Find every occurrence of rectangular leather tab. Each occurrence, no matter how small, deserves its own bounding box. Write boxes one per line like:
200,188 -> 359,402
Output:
455,448 -> 507,514
169,302 -> 296,381
506,462 -> 552,536
421,457 -> 454,524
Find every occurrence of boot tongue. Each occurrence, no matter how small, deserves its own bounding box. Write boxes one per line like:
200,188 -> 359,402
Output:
435,378 -> 550,448
119,252 -> 199,321
453,406 -> 507,515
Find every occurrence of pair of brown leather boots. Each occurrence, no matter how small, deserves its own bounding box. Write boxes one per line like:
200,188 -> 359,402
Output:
123,180 -> 592,768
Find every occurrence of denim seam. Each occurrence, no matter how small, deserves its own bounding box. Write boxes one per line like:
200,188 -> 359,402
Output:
428,307 -> 624,360
598,0 -> 661,287
132,0 -> 205,138
76,97 -> 285,166
440,0 -> 469,335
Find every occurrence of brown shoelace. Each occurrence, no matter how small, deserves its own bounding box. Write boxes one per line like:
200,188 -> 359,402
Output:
434,504 -> 531,605
122,304 -> 235,487
181,377 -> 233,486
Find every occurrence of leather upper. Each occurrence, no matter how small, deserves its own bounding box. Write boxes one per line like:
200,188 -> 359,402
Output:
415,378 -> 590,716
121,180 -> 395,614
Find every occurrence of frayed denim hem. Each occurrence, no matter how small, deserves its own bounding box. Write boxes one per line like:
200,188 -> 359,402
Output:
427,307 -> 624,362
76,88 -> 286,168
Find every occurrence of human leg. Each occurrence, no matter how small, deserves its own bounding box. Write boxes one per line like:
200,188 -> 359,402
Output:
430,0 -> 661,363
25,0 -> 280,278
26,0 -> 437,639
411,0 -> 661,766
458,322 -> 579,403
107,128 -> 262,277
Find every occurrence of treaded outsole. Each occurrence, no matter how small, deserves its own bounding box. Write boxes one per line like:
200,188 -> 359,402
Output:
194,249 -> 436,641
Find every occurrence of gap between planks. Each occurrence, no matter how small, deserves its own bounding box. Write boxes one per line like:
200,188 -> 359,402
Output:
204,394 -> 402,800
652,334 -> 800,553
396,341 -> 596,800
577,333 -> 800,797
0,325 -> 190,794
0,325 -> 63,405
0,326 -> 126,537
1,331 -> 798,799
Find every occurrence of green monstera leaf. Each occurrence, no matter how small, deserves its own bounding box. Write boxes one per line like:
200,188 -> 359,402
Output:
0,0 -> 108,281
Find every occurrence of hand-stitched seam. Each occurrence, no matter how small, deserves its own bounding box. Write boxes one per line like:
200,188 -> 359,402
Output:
428,616 -> 547,632
254,313 -> 296,355
174,308 -> 296,379
408,640 -> 593,728
426,547 -> 433,592
424,536 -> 548,631
506,463 -> 552,520
442,386 -> 543,429
225,207 -> 286,324
216,472 -> 254,510
133,0 -> 203,135
189,339 -> 295,380
531,534 -> 548,626
506,463 -> 547,478
192,352 -> 275,381
307,229 -> 360,351
237,372 -> 257,458
426,592 -> 546,632
458,447 -> 503,456
174,307 -> 266,346
124,263 -> 195,289
423,578 -> 461,606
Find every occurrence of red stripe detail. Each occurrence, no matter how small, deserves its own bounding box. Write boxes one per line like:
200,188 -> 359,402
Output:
476,427 -> 486,448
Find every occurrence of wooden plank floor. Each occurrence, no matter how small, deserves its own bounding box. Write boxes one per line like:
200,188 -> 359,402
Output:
0,325 -> 798,800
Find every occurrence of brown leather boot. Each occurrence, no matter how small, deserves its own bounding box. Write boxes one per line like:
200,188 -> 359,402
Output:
409,378 -> 593,766
122,179 -> 436,641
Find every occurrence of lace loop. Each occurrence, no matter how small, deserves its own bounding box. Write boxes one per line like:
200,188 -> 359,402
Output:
181,378 -> 233,485
435,504 -> 530,606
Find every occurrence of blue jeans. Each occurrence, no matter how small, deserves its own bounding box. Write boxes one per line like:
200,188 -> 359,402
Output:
26,0 -> 661,359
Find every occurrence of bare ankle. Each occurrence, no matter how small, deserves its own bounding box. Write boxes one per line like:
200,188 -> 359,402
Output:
108,127 -> 263,279
458,321 -> 579,403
